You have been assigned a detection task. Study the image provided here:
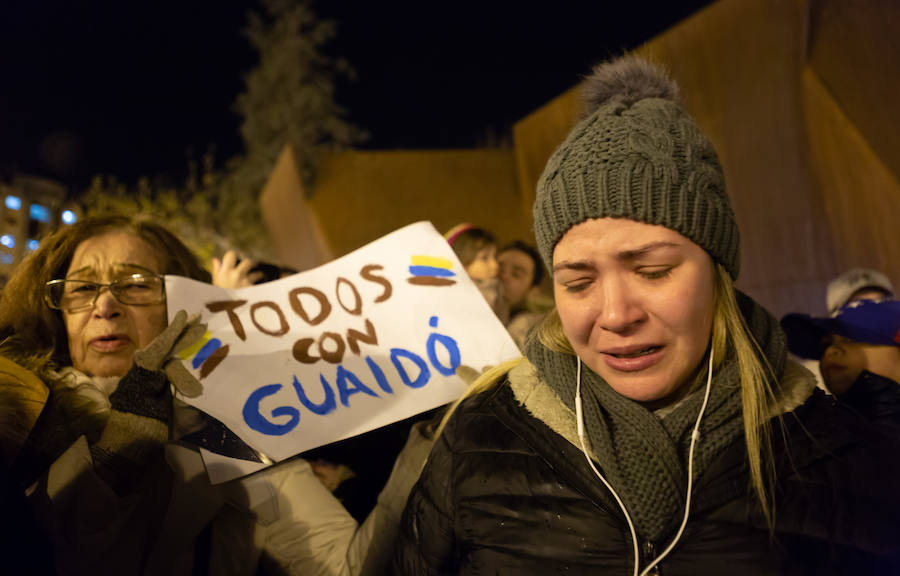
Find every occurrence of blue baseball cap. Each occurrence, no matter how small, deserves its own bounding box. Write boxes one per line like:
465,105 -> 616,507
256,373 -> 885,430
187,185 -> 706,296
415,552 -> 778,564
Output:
781,299 -> 900,360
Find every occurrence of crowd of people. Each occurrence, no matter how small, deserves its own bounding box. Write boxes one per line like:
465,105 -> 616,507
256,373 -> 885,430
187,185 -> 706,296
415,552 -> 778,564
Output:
1,55 -> 898,575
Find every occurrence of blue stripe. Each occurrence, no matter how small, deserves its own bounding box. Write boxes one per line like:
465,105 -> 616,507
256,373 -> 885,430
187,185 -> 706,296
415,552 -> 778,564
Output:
192,338 -> 222,369
408,265 -> 456,278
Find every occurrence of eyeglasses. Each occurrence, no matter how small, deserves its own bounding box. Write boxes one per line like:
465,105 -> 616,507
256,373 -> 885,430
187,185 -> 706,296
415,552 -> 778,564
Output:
45,273 -> 166,312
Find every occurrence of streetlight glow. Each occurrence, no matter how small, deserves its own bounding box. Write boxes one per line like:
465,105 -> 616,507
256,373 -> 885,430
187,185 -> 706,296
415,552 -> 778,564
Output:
4,195 -> 22,210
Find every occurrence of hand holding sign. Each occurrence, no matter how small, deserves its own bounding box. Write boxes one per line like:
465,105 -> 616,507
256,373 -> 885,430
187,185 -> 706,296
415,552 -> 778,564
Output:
165,222 -> 520,482
134,309 -> 205,398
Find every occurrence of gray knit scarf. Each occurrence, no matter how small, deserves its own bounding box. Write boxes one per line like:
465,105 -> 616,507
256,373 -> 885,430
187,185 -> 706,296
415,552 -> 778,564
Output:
525,293 -> 786,542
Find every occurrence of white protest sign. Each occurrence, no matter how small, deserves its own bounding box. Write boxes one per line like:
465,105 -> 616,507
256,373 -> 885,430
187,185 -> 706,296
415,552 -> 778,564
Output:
166,221 -> 520,482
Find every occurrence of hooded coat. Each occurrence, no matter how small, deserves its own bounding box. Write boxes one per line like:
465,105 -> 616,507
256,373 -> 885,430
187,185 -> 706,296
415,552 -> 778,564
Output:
393,358 -> 900,575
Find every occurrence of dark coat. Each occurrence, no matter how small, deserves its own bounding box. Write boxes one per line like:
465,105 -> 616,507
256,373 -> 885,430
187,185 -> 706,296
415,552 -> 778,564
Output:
838,370 -> 900,440
393,361 -> 900,575
1,356 -> 56,576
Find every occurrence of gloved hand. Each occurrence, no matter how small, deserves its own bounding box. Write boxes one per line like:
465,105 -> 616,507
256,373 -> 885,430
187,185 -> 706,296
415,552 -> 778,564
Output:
90,311 -> 205,493
134,309 -> 206,398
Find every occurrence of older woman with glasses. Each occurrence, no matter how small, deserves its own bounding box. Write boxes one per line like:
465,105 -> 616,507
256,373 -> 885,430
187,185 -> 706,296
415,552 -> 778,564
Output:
0,215 -> 357,576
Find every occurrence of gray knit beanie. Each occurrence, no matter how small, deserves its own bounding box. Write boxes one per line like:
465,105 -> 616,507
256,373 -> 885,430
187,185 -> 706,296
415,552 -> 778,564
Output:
533,56 -> 740,279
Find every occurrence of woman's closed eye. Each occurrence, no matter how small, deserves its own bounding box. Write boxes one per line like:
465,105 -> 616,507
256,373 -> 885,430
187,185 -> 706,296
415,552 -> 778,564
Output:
637,266 -> 673,280
561,277 -> 593,292
69,282 -> 98,293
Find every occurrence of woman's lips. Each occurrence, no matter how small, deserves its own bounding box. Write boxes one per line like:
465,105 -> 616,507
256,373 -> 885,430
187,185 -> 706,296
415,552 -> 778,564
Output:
89,334 -> 131,352
601,345 -> 664,372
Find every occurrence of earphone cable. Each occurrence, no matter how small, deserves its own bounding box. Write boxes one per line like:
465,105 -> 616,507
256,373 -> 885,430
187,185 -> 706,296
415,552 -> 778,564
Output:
574,346 -> 715,576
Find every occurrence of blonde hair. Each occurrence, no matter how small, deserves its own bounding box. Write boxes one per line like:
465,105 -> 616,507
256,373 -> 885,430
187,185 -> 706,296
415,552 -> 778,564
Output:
439,263 -> 779,531
709,264 -> 779,531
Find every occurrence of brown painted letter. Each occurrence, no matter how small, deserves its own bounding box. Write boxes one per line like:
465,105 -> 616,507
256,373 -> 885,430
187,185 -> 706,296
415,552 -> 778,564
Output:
336,277 -> 363,315
293,338 -> 319,364
360,264 -> 392,303
250,301 -> 289,337
289,286 -> 332,326
317,332 -> 346,364
346,318 -> 378,355
206,300 -> 249,341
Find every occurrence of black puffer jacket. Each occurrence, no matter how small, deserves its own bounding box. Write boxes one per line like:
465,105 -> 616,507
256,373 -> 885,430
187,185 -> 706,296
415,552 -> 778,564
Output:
838,370 -> 900,440
393,361 -> 900,575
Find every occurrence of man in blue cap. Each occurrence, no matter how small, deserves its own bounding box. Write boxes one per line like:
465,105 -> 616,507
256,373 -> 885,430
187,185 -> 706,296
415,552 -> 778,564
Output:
782,300 -> 900,436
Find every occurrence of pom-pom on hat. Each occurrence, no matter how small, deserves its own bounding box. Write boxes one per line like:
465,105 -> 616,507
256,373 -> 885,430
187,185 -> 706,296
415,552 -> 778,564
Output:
533,55 -> 740,278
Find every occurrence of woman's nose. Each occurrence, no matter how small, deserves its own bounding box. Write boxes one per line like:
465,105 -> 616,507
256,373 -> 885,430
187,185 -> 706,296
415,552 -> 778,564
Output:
92,286 -> 122,318
597,278 -> 646,333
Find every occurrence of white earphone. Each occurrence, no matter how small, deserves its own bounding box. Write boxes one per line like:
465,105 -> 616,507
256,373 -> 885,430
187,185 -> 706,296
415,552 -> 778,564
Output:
574,347 -> 714,576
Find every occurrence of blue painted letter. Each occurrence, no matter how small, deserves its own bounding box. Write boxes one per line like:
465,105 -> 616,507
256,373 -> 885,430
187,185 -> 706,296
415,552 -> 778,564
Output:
336,365 -> 379,407
426,316 -> 461,376
293,374 -> 337,415
366,356 -> 393,394
390,347 -> 431,389
243,384 -> 300,436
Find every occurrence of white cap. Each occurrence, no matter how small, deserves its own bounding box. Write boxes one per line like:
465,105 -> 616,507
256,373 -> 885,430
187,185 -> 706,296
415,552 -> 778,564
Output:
826,268 -> 894,316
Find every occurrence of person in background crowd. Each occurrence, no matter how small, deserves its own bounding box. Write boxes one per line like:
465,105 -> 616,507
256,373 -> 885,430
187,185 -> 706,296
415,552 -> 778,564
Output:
393,56 -> 900,575
212,250 -> 299,288
0,215 -> 357,575
781,299 -> 900,437
784,267 -> 895,391
825,267 -> 894,317
498,241 -> 543,311
445,223 -> 509,325
212,250 -> 265,287
445,223 -> 499,280
498,241 -> 549,349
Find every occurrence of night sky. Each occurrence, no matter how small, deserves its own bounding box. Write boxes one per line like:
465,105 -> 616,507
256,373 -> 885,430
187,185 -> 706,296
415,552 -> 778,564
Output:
1,0 -> 711,193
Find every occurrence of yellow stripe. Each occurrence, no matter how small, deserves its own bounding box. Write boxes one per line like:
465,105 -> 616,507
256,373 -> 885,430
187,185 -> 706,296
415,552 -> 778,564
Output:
177,331 -> 212,360
411,255 -> 453,269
